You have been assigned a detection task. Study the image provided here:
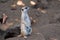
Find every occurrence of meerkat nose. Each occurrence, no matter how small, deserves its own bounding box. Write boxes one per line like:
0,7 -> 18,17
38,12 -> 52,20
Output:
22,9 -> 24,11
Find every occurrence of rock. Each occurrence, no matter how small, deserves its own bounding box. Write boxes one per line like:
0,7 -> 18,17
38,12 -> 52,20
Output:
0,25 -> 21,39
39,24 -> 60,40
4,26 -> 21,39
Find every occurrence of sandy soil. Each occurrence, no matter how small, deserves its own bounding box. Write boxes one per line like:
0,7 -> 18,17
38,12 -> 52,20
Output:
0,0 -> 60,40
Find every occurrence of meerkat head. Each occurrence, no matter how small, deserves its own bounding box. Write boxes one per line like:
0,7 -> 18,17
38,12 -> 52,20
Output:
21,6 -> 29,12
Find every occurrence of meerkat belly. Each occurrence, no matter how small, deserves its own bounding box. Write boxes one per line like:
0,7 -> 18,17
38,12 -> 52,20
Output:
21,12 -> 31,36
24,15 -> 31,26
21,23 -> 28,35
21,21 -> 31,35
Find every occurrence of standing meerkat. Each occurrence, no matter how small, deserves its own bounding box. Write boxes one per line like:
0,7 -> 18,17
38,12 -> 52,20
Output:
18,6 -> 32,38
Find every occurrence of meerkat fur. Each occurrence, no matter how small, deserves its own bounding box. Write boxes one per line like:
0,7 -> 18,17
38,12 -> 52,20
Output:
18,6 -> 32,38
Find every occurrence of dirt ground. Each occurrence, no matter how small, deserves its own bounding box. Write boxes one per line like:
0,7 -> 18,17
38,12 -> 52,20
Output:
0,0 -> 60,40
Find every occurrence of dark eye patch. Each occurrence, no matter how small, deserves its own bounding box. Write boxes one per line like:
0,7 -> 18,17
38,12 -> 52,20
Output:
25,7 -> 27,9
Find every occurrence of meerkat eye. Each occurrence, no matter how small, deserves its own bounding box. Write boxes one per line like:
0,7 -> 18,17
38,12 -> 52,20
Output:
22,9 -> 24,11
25,7 -> 27,9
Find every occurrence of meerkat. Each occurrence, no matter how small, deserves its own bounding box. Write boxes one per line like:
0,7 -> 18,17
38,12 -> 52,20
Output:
18,6 -> 32,38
